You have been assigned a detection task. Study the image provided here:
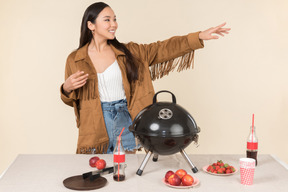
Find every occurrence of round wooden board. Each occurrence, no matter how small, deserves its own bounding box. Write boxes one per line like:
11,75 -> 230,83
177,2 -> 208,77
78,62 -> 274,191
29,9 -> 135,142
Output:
63,175 -> 107,190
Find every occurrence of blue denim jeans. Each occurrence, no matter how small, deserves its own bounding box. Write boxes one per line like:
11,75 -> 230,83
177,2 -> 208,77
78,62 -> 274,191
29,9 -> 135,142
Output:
101,99 -> 139,154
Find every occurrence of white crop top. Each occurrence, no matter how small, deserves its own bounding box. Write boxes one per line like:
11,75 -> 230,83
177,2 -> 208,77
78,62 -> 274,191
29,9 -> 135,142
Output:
97,60 -> 126,102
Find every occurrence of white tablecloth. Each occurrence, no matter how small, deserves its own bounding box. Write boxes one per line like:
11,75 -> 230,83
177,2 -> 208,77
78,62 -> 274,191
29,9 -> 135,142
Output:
0,154 -> 288,192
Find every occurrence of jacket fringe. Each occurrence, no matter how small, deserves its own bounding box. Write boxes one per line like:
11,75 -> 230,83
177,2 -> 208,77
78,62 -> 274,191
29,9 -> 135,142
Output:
149,51 -> 195,81
77,142 -> 108,154
77,78 -> 98,100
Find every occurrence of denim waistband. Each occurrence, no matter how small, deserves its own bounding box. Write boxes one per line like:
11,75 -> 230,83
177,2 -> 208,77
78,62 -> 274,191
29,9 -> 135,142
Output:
101,99 -> 127,111
101,99 -> 127,106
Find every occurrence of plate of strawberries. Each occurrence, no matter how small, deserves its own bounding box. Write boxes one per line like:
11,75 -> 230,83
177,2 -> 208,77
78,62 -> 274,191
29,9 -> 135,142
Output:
203,160 -> 237,176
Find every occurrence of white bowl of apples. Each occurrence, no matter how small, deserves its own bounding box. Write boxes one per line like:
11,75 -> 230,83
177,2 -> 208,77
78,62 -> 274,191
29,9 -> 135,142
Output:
163,169 -> 200,189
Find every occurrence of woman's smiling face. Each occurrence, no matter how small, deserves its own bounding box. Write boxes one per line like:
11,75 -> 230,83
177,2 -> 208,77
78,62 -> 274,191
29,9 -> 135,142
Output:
92,6 -> 118,40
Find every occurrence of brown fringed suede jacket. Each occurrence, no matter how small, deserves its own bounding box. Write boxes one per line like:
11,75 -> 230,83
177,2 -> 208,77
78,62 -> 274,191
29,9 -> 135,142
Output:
60,32 -> 204,154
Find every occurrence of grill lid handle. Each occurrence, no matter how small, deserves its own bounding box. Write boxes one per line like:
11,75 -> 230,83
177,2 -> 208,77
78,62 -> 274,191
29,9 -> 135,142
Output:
153,90 -> 176,104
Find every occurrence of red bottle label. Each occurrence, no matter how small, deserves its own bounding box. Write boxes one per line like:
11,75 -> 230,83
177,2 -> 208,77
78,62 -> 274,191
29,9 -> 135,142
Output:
247,142 -> 258,150
114,154 -> 125,163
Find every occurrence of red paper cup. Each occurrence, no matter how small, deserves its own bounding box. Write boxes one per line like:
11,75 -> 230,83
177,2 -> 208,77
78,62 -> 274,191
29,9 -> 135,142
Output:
239,158 -> 255,185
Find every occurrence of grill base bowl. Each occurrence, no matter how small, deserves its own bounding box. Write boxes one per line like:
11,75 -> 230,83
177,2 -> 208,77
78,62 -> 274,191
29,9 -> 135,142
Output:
137,134 -> 198,155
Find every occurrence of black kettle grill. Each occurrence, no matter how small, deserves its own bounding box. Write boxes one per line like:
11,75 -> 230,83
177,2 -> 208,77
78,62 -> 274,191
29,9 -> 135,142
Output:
129,90 -> 200,176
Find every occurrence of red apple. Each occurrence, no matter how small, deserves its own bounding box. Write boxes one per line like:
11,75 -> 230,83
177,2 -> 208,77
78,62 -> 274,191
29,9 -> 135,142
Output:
181,174 -> 194,186
95,159 -> 106,170
175,169 -> 187,179
89,156 -> 100,167
164,170 -> 174,182
168,174 -> 181,186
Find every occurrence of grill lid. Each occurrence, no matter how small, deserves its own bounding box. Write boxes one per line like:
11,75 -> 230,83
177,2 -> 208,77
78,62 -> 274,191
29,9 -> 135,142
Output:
130,91 -> 200,137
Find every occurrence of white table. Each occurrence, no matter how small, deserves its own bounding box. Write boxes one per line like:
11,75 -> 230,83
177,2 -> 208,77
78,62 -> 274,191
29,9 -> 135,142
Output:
0,154 -> 287,192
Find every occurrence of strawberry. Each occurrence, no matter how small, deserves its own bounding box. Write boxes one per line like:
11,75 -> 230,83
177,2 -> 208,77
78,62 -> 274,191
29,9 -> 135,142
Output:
215,166 -> 220,171
217,160 -> 224,166
207,165 -> 213,171
230,166 -> 236,172
226,169 -> 232,174
217,169 -> 224,174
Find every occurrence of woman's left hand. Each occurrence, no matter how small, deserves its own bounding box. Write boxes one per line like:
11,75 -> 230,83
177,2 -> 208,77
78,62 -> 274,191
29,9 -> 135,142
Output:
199,22 -> 231,40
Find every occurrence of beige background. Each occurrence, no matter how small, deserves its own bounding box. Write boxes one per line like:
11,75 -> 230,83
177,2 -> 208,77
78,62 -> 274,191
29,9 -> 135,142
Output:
0,0 -> 287,175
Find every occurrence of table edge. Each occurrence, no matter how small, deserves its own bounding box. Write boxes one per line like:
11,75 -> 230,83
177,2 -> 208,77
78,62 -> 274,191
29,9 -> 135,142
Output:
270,154 -> 288,170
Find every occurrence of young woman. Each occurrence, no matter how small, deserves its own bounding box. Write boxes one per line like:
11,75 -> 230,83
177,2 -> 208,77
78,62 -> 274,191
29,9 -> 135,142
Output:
60,2 -> 230,154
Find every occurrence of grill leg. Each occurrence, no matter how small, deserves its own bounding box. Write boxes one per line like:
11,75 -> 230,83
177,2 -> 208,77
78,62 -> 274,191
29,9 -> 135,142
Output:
136,151 -> 153,176
152,153 -> 158,162
180,149 -> 198,173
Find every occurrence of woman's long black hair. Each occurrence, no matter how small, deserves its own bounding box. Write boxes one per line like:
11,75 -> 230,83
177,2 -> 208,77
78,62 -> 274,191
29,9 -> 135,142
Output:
78,2 -> 139,83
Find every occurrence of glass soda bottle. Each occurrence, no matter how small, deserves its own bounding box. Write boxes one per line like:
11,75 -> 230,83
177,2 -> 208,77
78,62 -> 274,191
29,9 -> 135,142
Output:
246,126 -> 258,166
113,136 -> 126,181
